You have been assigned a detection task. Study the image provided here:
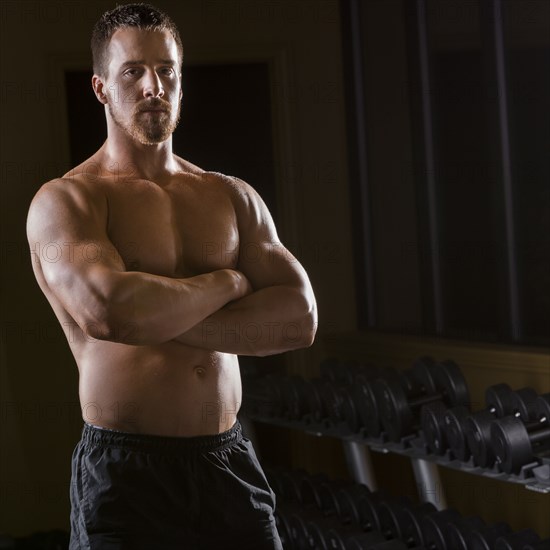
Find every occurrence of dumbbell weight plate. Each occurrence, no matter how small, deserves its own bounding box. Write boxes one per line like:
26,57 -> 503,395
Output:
258,374 -> 285,417
303,378 -> 327,422
396,501 -> 438,548
341,390 -> 362,433
374,378 -> 414,442
491,416 -> 535,474
345,532 -> 387,550
494,529 -> 541,549
280,375 -> 310,421
510,388 -> 539,421
469,522 -> 512,550
326,524 -> 378,550
485,383 -> 515,417
465,410 -> 497,468
354,375 -> 383,437
421,508 -> 462,550
317,480 -> 357,517
375,496 -> 414,540
288,509 -> 322,550
411,356 -> 438,394
274,509 -> 294,550
355,491 -> 388,533
359,366 -> 425,438
307,516 -> 351,550
334,484 -> 374,527
445,516 -> 486,550
320,382 -> 343,424
299,472 -> 330,509
421,400 -> 449,455
279,469 -> 310,504
444,406 -> 471,461
341,360 -> 378,386
432,360 -> 470,408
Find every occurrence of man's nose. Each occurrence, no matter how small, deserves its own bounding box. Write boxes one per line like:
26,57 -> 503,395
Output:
142,69 -> 164,98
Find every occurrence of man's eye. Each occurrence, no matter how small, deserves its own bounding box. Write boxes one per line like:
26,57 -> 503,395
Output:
161,68 -> 174,76
124,69 -> 139,76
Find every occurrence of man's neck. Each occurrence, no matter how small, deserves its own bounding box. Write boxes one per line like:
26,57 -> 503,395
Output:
100,135 -> 180,182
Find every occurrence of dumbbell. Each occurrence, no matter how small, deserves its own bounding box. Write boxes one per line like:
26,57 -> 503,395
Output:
468,522 -> 513,549
491,394 -> 550,474
302,377 -> 330,424
242,373 -> 286,417
335,484 -> 391,534
397,502 -> 437,548
374,496 -> 410,542
494,529 -> 542,549
328,530 -> 389,550
374,360 -> 470,442
440,515 -> 486,549
421,382 -> 524,458
441,383 -> 521,462
420,507 -> 463,549
273,508 -> 294,550
286,507 -> 329,550
352,366 -> 416,438
265,467 -> 316,506
301,477 -> 355,518
356,358 -> 438,439
465,387 -> 539,468
305,515 -> 364,550
421,400 -> 455,455
320,365 -> 382,433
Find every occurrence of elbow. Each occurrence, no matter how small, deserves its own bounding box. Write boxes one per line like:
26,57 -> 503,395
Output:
79,301 -> 138,344
279,299 -> 318,354
298,306 -> 318,349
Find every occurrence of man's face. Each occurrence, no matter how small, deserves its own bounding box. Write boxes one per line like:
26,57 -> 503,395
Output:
102,27 -> 182,145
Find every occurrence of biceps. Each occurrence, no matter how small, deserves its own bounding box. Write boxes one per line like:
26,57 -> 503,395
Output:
38,240 -> 125,320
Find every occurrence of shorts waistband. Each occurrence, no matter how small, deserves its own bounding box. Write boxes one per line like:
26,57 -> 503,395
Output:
80,419 -> 243,454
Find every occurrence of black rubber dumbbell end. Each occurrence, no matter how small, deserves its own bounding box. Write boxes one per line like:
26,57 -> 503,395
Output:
494,529 -> 541,549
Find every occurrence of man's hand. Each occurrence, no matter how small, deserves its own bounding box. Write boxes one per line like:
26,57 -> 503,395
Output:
172,176 -> 317,356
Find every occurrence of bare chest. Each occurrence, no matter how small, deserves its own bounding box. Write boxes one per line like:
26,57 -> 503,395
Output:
105,180 -> 239,278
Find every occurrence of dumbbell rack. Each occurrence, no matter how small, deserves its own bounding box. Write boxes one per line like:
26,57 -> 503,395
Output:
240,410 -> 550,507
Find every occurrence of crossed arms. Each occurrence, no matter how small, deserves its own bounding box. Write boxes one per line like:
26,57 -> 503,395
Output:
26,175 -> 317,356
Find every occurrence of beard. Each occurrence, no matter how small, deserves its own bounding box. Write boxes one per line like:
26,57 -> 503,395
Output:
108,97 -> 181,145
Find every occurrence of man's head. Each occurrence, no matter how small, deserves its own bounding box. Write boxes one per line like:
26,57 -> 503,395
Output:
91,3 -> 183,79
91,3 -> 184,145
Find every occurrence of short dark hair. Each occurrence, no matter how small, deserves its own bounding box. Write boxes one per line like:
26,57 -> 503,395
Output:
91,3 -> 183,77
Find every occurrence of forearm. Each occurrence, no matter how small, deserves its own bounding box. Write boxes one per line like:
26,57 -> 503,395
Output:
95,269 -> 247,345
173,285 -> 317,356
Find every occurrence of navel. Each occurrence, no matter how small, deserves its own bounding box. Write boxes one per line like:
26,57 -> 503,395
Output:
193,365 -> 206,378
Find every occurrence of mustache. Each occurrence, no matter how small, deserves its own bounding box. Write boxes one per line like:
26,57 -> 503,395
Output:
136,99 -> 171,113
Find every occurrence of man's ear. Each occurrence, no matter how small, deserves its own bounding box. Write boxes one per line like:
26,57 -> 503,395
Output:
92,74 -> 108,105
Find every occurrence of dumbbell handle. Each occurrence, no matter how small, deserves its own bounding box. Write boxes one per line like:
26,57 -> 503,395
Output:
521,414 -> 550,443
528,426 -> 550,444
410,392 -> 444,409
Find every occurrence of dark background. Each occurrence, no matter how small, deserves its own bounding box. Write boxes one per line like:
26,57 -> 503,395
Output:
1,0 -> 549,539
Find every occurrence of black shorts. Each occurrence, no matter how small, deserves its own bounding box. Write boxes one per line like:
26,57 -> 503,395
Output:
69,420 -> 282,550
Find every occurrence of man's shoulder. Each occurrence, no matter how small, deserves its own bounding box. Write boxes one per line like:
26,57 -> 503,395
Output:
31,173 -> 102,205
28,174 -> 107,234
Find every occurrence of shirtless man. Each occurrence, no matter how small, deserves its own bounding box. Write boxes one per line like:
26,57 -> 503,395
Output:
26,4 -> 317,549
